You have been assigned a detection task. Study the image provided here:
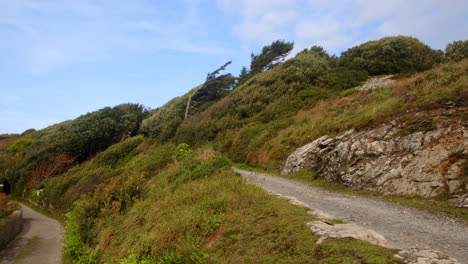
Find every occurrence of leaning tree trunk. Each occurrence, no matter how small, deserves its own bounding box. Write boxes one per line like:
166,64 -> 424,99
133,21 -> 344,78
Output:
184,85 -> 204,120
184,61 -> 232,120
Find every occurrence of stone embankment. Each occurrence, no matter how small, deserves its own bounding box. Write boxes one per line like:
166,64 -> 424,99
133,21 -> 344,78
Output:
282,105 -> 467,201
0,210 -> 22,249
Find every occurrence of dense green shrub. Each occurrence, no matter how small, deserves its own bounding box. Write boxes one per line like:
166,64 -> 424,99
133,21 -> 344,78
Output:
7,138 -> 31,154
340,36 -> 442,75
174,143 -> 193,159
323,67 -> 369,90
20,128 -> 36,136
95,136 -> 144,168
445,40 -> 468,62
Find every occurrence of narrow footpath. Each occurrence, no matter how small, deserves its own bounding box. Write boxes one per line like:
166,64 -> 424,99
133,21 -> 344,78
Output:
0,203 -> 63,264
233,167 -> 468,264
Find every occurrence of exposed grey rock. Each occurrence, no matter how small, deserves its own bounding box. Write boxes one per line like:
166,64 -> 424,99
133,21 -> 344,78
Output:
450,194 -> 468,208
395,247 -> 461,264
282,107 -> 467,198
356,75 -> 396,91
307,221 -> 391,247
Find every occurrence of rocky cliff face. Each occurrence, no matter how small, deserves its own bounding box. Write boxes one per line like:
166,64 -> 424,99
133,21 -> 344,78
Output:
282,105 -> 467,199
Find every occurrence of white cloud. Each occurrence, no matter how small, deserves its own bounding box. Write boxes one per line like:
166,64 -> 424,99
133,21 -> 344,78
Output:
219,0 -> 468,55
1,0 -> 466,75
218,0 -> 298,43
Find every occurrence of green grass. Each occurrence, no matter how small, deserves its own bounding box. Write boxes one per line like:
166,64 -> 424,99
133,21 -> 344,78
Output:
58,145 -> 403,264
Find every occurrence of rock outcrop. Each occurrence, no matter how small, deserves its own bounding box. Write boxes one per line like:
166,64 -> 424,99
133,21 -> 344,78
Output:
307,220 -> 390,247
282,106 -> 467,198
356,75 -> 395,91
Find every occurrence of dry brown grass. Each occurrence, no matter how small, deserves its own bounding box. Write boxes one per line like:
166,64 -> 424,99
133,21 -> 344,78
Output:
0,138 -> 15,151
194,146 -> 217,162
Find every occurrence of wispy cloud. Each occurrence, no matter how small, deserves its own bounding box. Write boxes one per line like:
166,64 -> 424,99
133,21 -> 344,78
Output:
0,0 -> 233,75
217,0 -> 468,54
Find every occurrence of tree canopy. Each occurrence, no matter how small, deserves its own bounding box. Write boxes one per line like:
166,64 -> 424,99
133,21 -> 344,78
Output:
250,40 -> 294,75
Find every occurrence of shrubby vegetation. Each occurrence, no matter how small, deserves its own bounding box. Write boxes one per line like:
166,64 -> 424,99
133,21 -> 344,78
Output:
7,137 -> 31,154
445,40 -> 468,62
1,35 -> 466,263
140,96 -> 188,141
3,103 -> 148,195
56,143 -> 401,263
340,36 -> 442,75
0,193 -> 19,225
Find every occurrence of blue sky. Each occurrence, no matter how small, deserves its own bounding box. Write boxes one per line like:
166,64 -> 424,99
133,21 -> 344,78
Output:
1,0 -> 467,134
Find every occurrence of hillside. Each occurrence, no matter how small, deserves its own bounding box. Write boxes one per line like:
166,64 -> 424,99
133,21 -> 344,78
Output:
0,36 -> 467,263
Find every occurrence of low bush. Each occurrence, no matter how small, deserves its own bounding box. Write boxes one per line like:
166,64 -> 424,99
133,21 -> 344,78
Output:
7,137 -> 31,154
0,193 -> 19,225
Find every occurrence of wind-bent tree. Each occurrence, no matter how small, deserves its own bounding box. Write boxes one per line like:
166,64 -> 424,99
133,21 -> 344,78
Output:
250,40 -> 294,76
184,61 -> 232,119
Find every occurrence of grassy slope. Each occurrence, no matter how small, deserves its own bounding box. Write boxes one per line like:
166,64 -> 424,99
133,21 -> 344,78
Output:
52,141 -> 401,263
3,56 -> 466,263
215,60 -> 467,169
24,60 -> 467,263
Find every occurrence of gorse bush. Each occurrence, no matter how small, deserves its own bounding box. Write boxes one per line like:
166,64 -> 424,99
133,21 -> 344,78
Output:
174,143 -> 193,159
323,67 -> 368,90
445,40 -> 468,62
340,36 -> 442,75
7,137 -> 31,154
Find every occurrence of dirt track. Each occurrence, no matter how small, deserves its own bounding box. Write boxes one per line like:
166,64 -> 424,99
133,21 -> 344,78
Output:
0,203 -> 63,264
233,167 -> 468,264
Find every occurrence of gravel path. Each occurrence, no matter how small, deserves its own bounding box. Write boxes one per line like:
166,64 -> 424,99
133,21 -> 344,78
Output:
0,203 -> 63,264
233,167 -> 468,263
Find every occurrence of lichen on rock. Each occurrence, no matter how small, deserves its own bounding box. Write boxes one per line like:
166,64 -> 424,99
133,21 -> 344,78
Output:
282,106 -> 467,198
